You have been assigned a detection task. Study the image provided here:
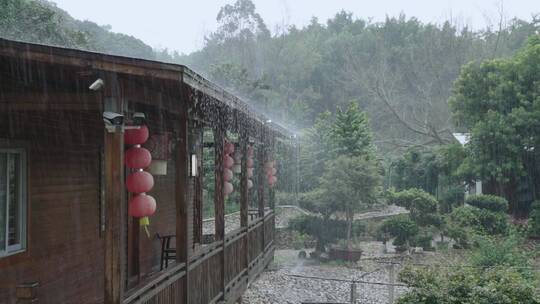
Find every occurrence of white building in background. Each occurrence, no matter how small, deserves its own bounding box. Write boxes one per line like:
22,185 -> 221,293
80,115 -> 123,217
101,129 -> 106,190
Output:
452,133 -> 482,197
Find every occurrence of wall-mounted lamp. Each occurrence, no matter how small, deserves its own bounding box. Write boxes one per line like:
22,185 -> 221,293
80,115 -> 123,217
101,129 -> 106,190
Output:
190,154 -> 198,177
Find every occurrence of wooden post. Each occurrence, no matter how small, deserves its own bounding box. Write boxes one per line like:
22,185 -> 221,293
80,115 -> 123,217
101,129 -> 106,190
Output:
214,124 -> 226,299
176,99 -> 190,303
388,263 -> 395,304
240,131 -> 249,266
103,75 -> 126,304
350,282 -> 357,304
257,129 -> 265,219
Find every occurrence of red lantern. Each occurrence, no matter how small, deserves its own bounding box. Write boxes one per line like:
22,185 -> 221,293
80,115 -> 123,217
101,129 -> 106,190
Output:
124,125 -> 149,145
224,142 -> 235,154
223,155 -> 234,168
126,171 -> 154,193
129,194 -> 157,218
223,182 -> 234,195
247,168 -> 254,178
268,175 -> 277,187
223,168 -> 233,182
125,147 -> 152,169
247,158 -> 254,168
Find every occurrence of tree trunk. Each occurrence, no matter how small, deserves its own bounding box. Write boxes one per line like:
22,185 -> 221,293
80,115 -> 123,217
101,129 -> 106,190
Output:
346,211 -> 353,250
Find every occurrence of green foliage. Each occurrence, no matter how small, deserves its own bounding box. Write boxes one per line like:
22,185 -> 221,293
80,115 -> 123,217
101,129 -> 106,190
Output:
398,266 -> 540,304
528,201 -> 540,237
289,215 -> 365,251
470,233 -> 531,276
0,0 -> 154,58
331,102 -> 375,158
319,155 -> 382,215
466,194 -> 508,212
388,188 -> 439,227
449,205 -> 508,236
450,37 -> 540,215
184,0 -> 539,151
378,215 -> 419,246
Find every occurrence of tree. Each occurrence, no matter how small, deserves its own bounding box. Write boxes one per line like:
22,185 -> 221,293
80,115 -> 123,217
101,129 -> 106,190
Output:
332,102 -> 375,158
450,36 -> 540,217
319,155 -> 382,249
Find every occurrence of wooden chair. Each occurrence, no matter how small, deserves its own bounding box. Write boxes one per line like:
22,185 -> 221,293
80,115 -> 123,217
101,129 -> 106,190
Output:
156,234 -> 176,270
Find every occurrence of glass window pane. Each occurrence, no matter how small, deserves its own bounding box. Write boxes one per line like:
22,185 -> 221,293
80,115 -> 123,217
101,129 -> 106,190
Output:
0,153 -> 6,252
8,153 -> 20,247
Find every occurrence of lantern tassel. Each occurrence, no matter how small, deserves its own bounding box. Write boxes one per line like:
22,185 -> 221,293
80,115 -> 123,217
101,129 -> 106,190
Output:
140,216 -> 150,238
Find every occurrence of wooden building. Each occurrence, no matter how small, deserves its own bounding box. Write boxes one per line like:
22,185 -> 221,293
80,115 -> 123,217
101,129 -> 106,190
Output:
0,38 -> 292,304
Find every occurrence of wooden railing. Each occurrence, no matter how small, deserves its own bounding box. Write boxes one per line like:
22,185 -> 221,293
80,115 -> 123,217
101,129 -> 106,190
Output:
124,212 -> 275,304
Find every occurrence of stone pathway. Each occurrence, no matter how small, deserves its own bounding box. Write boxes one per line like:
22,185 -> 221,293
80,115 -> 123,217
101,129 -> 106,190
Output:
242,249 -> 407,304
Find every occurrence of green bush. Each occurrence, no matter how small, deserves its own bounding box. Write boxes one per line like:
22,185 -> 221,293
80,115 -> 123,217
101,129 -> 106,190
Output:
398,266 -> 540,304
289,215 -> 365,251
466,194 -> 508,213
449,205 -> 507,235
470,232 -> 531,278
378,215 -> 419,246
528,200 -> 540,237
411,232 -> 434,251
388,188 -> 438,226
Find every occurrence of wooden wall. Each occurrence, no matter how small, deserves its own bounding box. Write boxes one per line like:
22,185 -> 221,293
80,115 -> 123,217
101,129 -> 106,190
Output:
0,109 -> 105,303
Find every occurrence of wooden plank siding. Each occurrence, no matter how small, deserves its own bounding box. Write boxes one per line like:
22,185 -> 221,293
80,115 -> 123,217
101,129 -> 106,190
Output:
0,38 -> 284,304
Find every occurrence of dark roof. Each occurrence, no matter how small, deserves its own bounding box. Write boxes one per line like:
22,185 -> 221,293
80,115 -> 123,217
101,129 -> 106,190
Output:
0,38 -> 293,138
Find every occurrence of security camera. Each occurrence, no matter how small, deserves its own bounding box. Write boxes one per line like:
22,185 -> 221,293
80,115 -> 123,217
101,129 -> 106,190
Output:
132,112 -> 146,126
103,111 -> 124,126
89,78 -> 104,91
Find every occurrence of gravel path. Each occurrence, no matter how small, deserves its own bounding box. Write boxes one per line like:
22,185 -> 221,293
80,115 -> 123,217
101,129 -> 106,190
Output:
242,249 -> 408,304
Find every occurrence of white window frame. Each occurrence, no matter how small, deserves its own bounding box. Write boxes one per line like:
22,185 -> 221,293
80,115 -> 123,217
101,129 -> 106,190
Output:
0,148 -> 27,257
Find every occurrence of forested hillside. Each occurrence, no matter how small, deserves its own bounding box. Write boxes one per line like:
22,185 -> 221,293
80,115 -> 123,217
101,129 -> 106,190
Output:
0,0 -> 155,58
179,1 -> 539,153
2,0 -> 539,154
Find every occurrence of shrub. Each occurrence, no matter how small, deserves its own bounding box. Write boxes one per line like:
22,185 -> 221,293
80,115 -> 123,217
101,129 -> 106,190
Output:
411,232 -> 434,251
448,205 -> 507,235
466,194 -> 508,213
378,215 -> 419,246
470,233 -> 531,277
528,200 -> 540,237
388,188 -> 438,226
398,266 -> 540,304
289,215 -> 365,251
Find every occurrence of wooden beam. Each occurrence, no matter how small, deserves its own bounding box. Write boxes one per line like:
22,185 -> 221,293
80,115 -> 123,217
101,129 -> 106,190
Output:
103,74 -> 126,304
176,84 -> 190,304
214,122 -> 226,301
239,130 -> 249,278
0,92 -> 101,111
103,124 -> 125,304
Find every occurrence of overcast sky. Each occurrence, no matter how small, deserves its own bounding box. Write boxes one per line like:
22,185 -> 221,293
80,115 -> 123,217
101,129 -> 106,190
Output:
51,0 -> 540,54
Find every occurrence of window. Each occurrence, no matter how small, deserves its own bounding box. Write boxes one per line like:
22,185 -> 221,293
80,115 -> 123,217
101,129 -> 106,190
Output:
0,148 -> 27,257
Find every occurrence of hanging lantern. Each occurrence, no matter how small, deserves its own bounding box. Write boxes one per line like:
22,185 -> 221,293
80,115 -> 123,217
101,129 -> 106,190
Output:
125,147 -> 152,169
264,161 -> 275,169
126,171 -> 154,193
247,145 -> 254,157
233,151 -> 242,174
223,155 -> 234,168
270,167 -> 277,176
129,194 -> 157,218
124,125 -> 149,145
247,158 -> 254,168
224,142 -> 235,155
223,182 -> 234,195
268,175 -> 278,187
247,168 -> 254,178
247,179 -> 253,189
223,168 -> 233,182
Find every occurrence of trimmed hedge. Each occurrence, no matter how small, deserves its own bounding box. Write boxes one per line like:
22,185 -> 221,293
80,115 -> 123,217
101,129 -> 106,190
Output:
465,194 -> 508,213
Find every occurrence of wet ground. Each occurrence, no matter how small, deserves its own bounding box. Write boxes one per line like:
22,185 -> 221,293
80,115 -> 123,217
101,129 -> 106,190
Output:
242,248 -> 408,304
